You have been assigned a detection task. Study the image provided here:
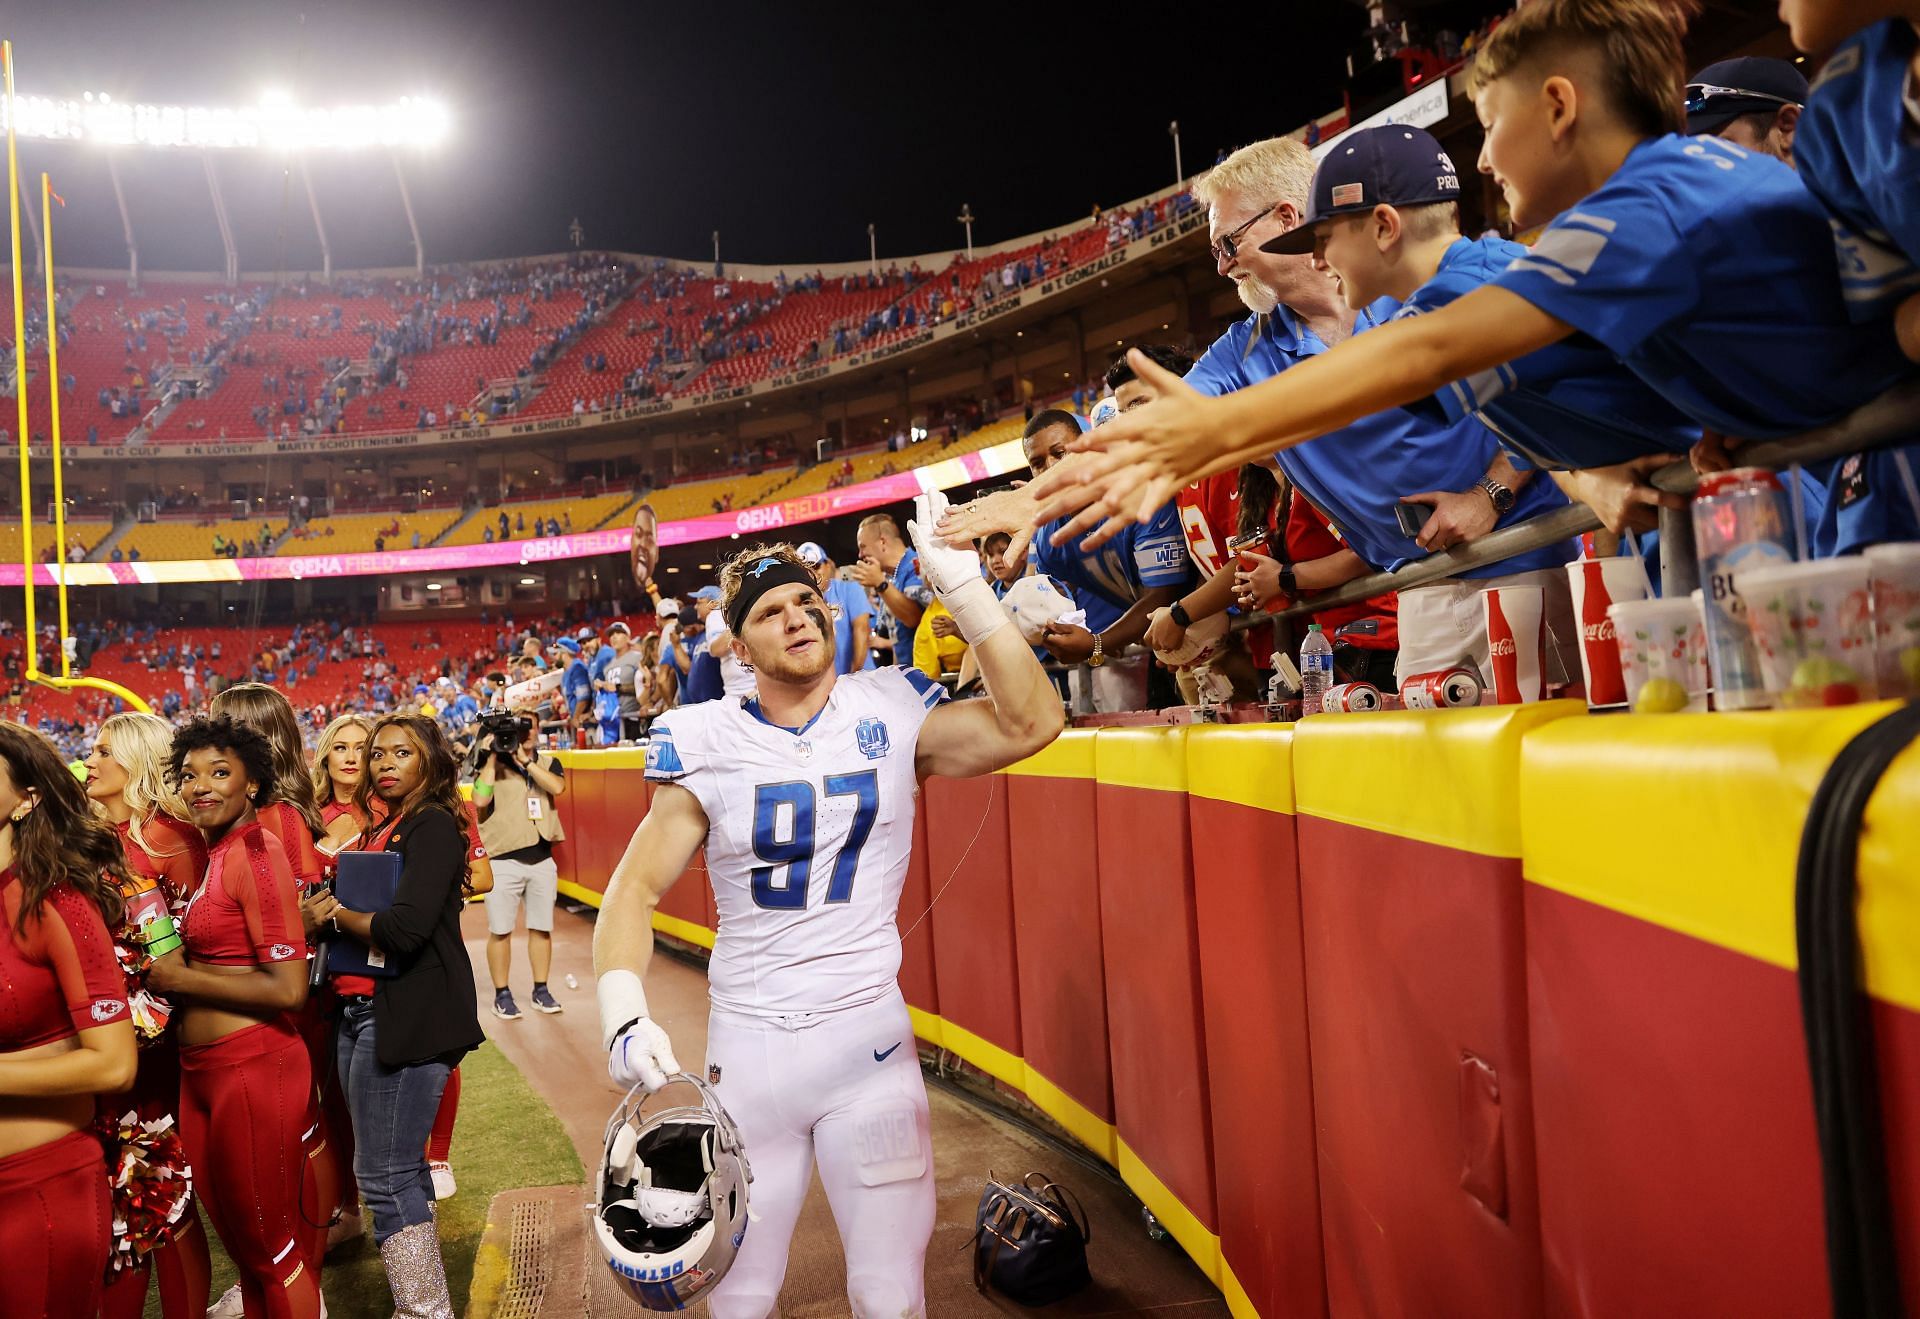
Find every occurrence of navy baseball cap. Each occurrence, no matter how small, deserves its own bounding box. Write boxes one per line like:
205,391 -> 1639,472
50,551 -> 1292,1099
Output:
1686,57 -> 1807,135
1261,125 -> 1462,255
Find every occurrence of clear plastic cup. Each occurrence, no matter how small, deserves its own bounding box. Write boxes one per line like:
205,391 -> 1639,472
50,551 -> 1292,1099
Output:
1609,596 -> 1711,713
1733,558 -> 1878,708
1865,543 -> 1920,700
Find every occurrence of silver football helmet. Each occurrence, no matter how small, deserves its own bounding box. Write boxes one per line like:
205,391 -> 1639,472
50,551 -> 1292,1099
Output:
593,1072 -> 752,1310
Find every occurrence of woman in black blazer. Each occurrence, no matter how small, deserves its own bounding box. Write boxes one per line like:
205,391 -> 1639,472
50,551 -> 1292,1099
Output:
308,714 -> 481,1319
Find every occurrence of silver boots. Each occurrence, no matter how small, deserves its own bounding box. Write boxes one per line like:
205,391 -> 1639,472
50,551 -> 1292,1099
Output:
378,1219 -> 455,1319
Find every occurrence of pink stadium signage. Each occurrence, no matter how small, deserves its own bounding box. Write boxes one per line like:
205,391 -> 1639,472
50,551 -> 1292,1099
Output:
2,441 -> 1029,589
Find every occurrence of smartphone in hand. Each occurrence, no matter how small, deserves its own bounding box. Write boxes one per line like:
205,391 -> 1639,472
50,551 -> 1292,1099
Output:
1395,501 -> 1433,538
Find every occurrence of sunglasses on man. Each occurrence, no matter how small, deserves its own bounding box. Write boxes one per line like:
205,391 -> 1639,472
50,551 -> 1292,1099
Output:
1684,82 -> 1801,115
1209,204 -> 1280,264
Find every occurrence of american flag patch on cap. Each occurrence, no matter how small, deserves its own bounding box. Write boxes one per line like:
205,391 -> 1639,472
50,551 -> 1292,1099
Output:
1330,183 -> 1365,207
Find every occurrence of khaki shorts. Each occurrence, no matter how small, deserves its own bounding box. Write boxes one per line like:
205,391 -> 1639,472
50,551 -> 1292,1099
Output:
485,856 -> 558,935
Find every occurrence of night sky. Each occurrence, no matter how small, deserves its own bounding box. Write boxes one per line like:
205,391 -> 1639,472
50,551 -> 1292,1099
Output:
0,0 -> 1498,272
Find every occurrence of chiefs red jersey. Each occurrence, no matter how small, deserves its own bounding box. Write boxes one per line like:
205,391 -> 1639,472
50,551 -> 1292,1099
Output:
1283,495 -> 1398,651
1175,472 -> 1243,577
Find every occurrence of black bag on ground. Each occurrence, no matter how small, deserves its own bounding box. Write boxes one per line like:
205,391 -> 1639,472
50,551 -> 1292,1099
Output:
971,1171 -> 1092,1306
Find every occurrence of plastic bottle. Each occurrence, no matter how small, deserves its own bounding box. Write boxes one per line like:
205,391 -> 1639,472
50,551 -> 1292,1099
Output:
1299,623 -> 1334,716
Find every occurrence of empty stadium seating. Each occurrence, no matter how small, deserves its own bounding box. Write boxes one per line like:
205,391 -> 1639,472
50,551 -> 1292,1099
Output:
0,518 -> 117,564
273,508 -> 464,555
439,491 -> 633,546
115,518 -> 285,563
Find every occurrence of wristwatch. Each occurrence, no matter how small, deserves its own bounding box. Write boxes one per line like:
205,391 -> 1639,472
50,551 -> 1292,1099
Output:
1278,565 -> 1299,598
1089,633 -> 1106,668
1480,478 -> 1516,514
1169,601 -> 1192,628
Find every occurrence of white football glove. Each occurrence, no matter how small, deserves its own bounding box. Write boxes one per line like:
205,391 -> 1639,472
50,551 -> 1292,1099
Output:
599,969 -> 681,1092
608,1017 -> 681,1093
907,490 -> 1006,646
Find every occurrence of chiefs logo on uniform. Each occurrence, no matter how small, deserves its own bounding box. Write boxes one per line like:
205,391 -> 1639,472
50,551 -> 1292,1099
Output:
270,943 -> 299,961
90,1000 -> 125,1023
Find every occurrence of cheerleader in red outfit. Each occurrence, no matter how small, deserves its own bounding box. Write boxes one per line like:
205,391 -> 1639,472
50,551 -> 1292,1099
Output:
208,684 -> 339,1290
0,723 -> 138,1319
147,717 -> 322,1319
308,715 -> 489,1206
84,712 -> 214,1319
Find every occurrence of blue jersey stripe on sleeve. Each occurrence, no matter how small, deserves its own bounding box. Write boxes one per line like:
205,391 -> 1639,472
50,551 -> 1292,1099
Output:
901,667 -> 948,707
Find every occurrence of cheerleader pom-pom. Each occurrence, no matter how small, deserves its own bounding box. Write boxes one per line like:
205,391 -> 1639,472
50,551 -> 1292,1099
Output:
95,1109 -> 194,1269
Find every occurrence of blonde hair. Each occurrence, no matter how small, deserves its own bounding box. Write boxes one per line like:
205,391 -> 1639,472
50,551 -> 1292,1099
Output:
310,713 -> 375,807
1399,200 -> 1463,244
1190,137 -> 1316,214
718,542 -> 811,620
96,711 -> 194,859
209,682 -> 326,839
1468,0 -> 1697,139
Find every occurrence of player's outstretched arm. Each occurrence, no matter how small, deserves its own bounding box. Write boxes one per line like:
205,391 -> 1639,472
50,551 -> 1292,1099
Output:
919,622 -> 1065,779
906,491 -> 1065,780
1029,286 -> 1575,548
594,781 -> 708,1091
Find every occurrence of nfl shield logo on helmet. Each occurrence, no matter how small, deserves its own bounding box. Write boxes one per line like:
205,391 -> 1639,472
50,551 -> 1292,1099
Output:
855,717 -> 890,760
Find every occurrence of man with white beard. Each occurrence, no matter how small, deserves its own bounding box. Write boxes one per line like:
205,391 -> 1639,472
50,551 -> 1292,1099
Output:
1180,137 -> 1578,686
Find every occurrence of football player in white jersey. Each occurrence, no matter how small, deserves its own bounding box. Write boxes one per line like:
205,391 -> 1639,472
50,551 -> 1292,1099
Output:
592,491 -> 1064,1318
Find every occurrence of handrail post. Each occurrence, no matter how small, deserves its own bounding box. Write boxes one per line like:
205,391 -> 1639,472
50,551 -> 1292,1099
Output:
1658,503 -> 1699,600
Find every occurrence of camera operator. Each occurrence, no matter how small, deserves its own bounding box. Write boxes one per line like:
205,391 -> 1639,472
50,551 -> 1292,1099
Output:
473,714 -> 568,1020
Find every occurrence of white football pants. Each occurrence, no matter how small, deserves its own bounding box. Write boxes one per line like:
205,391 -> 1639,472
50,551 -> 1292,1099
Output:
702,988 -> 934,1318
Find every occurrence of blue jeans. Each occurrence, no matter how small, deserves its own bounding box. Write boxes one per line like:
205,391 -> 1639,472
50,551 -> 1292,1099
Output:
336,998 -> 450,1244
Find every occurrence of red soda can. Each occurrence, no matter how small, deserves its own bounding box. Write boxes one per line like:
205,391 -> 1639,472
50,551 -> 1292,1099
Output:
575,725 -> 589,749
1400,666 -> 1484,709
1226,529 -> 1287,612
1322,681 -> 1382,712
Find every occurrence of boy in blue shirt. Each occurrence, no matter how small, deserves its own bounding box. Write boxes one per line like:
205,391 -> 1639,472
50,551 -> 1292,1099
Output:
1787,2 -> 1920,352
1774,1 -> 1920,552
1022,410 -> 1191,711
1033,0 -> 1916,550
1268,122 -> 1704,535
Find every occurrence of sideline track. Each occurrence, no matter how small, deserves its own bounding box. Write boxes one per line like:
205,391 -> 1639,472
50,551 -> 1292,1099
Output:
464,903 -> 1229,1316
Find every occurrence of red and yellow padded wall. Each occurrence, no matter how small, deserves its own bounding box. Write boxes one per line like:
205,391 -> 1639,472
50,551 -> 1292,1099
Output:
550,702 -> 1920,1319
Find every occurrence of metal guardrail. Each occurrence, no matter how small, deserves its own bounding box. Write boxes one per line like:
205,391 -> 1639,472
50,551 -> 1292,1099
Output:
1263,376 -> 1920,622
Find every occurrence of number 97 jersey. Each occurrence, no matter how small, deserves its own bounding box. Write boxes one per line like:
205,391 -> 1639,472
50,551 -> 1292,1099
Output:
644,667 -> 949,1019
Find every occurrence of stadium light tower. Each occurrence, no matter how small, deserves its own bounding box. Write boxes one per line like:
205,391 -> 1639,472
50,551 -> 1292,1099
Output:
1170,120 -> 1183,185
956,204 -> 975,261
867,222 -> 877,274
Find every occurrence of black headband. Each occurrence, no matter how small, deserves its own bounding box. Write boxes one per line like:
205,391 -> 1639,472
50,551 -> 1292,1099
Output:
726,558 -> 820,637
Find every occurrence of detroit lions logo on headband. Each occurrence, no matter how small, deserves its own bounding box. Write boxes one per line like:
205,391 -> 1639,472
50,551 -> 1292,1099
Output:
727,555 -> 824,637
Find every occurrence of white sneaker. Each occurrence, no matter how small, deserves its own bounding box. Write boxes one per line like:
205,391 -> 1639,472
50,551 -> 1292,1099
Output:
430,1160 -> 457,1200
326,1206 -> 364,1251
207,1283 -> 244,1317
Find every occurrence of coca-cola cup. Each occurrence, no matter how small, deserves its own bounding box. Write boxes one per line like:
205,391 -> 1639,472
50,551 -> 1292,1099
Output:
1481,585 -> 1546,704
1565,555 -> 1650,707
1608,595 -> 1710,713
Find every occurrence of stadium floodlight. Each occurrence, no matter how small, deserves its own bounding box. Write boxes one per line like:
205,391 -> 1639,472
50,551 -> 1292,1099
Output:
0,88 -> 450,150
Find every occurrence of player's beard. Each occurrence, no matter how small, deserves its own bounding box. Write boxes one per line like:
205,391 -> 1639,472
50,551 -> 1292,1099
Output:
746,612 -> 838,686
